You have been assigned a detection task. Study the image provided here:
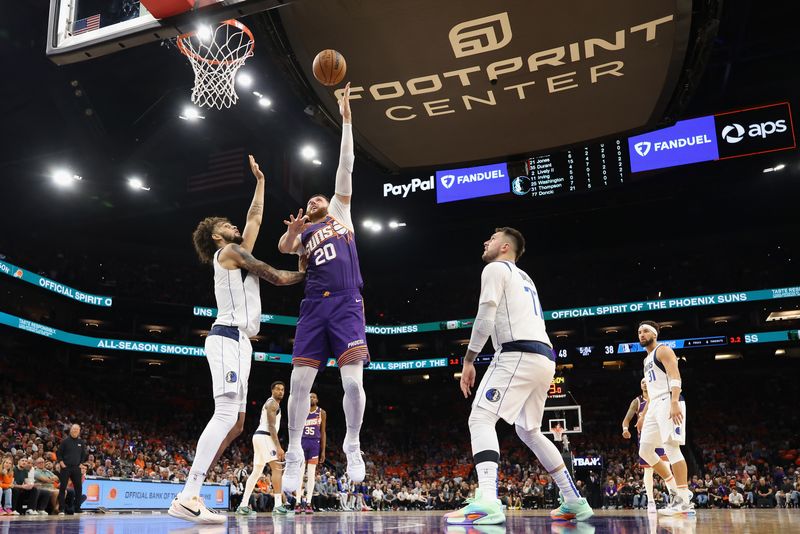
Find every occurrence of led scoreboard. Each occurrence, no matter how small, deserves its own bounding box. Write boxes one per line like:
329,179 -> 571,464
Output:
512,139 -> 628,198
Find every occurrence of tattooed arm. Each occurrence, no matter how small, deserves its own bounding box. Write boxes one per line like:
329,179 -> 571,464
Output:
241,155 -> 265,253
218,244 -> 305,286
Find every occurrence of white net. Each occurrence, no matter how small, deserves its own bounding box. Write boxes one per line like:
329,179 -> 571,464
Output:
177,19 -> 254,110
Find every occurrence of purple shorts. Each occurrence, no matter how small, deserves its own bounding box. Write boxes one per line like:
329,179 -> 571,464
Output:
639,447 -> 667,467
302,440 -> 321,463
292,289 -> 370,370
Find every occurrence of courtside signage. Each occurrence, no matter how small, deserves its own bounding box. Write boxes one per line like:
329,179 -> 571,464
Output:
436,162 -> 510,204
628,116 -> 718,172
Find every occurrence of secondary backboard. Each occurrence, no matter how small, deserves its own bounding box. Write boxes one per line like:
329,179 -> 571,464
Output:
541,405 -> 583,436
46,0 -> 279,65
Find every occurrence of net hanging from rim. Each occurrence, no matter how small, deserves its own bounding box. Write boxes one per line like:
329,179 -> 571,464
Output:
177,19 -> 254,110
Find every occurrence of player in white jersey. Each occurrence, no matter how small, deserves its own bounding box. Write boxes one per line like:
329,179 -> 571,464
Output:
238,382 -> 293,515
169,157 -> 306,524
444,228 -> 593,526
636,320 -> 694,516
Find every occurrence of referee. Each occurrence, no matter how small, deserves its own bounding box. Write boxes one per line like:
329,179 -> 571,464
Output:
57,424 -> 87,514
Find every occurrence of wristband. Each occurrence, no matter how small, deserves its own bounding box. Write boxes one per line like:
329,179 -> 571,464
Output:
669,378 -> 682,390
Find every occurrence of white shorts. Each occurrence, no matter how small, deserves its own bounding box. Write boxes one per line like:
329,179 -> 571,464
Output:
252,433 -> 279,466
640,395 -> 687,446
204,332 -> 252,411
473,351 -> 555,430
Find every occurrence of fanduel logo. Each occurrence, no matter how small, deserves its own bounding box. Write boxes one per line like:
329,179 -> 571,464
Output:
722,120 -> 787,144
634,141 -> 651,156
436,162 -> 510,204
383,176 -> 434,197
628,115 -> 719,173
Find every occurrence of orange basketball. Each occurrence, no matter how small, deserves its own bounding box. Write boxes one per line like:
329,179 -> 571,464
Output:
312,49 -> 346,86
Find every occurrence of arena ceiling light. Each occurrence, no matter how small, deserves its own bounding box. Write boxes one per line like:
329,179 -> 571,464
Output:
766,309 -> 800,321
236,71 -> 253,88
127,177 -> 150,191
179,106 -> 205,121
52,169 -> 82,187
300,145 -> 318,160
312,159 -> 322,165
388,221 -> 407,229
763,163 -> 786,173
715,353 -> 742,360
362,219 -> 374,229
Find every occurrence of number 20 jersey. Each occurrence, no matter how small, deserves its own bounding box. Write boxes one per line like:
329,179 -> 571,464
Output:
301,211 -> 363,298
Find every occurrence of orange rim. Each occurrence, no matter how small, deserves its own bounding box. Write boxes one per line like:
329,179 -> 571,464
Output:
177,19 -> 255,66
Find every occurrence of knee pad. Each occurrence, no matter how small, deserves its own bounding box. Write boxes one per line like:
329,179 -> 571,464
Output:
663,442 -> 685,464
638,443 -> 661,467
468,406 -> 500,460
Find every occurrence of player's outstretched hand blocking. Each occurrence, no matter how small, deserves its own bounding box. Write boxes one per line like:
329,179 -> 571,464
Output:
460,363 -> 476,398
248,154 -> 265,181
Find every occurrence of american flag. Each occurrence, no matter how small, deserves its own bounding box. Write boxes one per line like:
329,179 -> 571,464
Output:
187,148 -> 246,193
72,14 -> 101,35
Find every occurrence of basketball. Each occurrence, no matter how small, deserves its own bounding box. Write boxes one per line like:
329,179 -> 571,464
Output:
312,49 -> 347,86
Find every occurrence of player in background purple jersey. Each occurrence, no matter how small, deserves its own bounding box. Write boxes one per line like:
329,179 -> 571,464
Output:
294,392 -> 327,513
277,84 -> 369,493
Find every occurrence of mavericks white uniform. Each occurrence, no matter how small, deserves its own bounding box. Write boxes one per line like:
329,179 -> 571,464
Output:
253,398 -> 281,465
473,260 -> 555,431
640,344 -> 687,445
204,248 -> 261,410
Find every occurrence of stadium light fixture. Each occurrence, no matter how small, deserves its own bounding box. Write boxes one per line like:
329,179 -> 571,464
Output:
196,24 -> 213,42
362,219 -> 374,229
301,145 -> 318,160
179,106 -> 205,121
127,177 -> 150,191
714,353 -> 742,360
52,169 -> 81,187
258,97 -> 272,108
312,159 -> 322,166
371,223 -> 383,233
237,72 -> 253,88
775,349 -> 786,356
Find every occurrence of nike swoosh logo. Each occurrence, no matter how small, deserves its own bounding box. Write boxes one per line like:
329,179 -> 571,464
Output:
181,504 -> 201,517
355,299 -> 362,302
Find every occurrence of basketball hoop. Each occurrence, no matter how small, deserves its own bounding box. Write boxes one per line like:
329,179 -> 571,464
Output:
177,19 -> 254,109
552,427 -> 564,443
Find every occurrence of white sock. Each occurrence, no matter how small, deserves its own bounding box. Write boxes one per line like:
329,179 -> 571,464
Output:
341,363 -> 365,450
287,367 -> 317,453
183,394 -> 239,498
304,463 -> 316,503
241,464 -> 263,509
644,468 -> 655,505
663,471 -> 678,493
476,461 -> 498,501
551,467 -> 581,502
274,492 -> 283,507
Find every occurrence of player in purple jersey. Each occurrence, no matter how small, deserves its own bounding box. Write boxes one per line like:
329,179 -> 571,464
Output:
277,84 -> 369,493
622,378 -> 670,513
294,392 -> 327,514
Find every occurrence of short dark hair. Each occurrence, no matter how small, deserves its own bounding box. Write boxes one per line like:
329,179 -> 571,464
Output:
270,381 -> 285,391
639,320 -> 660,335
192,216 -> 229,264
495,227 -> 526,260
307,193 -> 330,203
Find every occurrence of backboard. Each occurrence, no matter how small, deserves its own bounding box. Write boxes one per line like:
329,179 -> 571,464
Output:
46,0 -> 279,65
541,405 -> 583,436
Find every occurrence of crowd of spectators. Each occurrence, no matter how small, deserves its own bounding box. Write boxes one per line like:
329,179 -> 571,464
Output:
1,351 -> 797,515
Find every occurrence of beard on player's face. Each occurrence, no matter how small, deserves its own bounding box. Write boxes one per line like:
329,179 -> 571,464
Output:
307,197 -> 329,222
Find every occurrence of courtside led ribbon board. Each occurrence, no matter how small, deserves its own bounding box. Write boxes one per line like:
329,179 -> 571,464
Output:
83,478 -> 228,510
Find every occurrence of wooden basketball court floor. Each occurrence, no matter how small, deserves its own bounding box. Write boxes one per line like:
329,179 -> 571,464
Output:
0,509 -> 796,533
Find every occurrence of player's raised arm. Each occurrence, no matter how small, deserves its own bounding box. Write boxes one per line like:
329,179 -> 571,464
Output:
656,346 -> 683,425
220,243 -> 305,286
241,155 -> 265,253
328,83 -> 355,231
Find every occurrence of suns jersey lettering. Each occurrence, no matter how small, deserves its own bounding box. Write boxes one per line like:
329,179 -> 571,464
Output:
302,408 -> 322,442
643,344 -> 670,398
301,215 -> 363,296
481,260 -> 552,351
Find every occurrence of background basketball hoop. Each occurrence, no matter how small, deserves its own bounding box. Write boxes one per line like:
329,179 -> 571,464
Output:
177,19 -> 254,109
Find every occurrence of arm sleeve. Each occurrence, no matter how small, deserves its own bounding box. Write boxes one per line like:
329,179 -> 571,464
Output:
467,263 -> 508,353
329,124 -> 354,232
